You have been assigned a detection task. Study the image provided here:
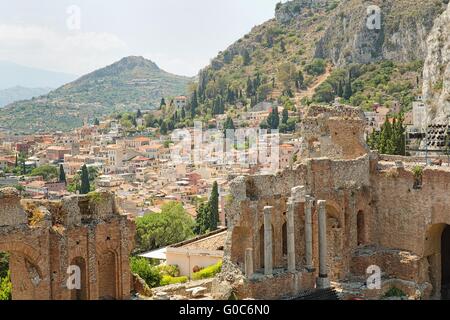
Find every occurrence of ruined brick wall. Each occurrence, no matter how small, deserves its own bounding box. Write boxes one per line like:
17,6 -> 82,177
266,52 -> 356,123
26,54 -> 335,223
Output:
218,105 -> 450,300
218,154 -> 373,299
0,188 -> 135,300
300,105 -> 368,160
368,164 -> 450,297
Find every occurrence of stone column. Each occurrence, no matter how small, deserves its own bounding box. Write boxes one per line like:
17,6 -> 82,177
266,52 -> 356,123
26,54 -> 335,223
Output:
305,196 -> 314,272
264,206 -> 273,276
286,199 -> 296,272
316,200 -> 330,288
245,248 -> 254,278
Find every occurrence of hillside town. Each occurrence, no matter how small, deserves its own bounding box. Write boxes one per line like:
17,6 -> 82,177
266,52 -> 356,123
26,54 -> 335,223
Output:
0,0 -> 450,306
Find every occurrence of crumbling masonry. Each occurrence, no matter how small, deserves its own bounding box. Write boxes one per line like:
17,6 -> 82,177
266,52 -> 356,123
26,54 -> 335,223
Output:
0,189 -> 135,300
213,105 -> 450,300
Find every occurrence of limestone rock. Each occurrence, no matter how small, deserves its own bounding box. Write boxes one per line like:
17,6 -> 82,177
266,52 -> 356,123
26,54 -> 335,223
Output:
423,2 -> 450,124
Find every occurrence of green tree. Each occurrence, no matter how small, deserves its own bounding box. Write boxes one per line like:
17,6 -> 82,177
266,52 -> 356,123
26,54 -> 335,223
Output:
135,202 -> 194,252
59,164 -> 66,184
267,107 -> 280,130
194,202 -> 211,235
190,90 -> 198,118
242,49 -> 251,66
160,121 -> 168,135
94,118 -> 100,126
224,116 -> 235,131
130,257 -> 162,288
80,164 -> 90,195
67,174 -> 80,193
208,181 -> 219,231
257,83 -> 272,102
343,79 -> 353,100
296,71 -> 304,90
277,62 -> 297,93
29,165 -> 58,181
282,108 -> 289,124
160,98 -> 166,109
305,58 -> 326,76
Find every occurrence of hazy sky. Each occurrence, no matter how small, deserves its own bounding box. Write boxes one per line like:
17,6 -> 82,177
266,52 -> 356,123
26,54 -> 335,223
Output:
0,0 -> 281,77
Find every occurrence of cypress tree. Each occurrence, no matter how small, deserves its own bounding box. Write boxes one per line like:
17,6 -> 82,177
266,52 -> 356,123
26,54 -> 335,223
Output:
190,90 -> 198,118
80,165 -> 90,195
194,202 -> 210,235
59,164 -> 66,185
160,121 -> 168,135
160,98 -> 166,109
337,81 -> 343,97
282,108 -> 289,124
208,181 -> 219,231
343,79 -> 353,100
246,77 -> 254,97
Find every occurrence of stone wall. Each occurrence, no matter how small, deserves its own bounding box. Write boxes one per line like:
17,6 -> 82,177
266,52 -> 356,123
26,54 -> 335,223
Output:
0,188 -> 135,300
218,105 -> 450,300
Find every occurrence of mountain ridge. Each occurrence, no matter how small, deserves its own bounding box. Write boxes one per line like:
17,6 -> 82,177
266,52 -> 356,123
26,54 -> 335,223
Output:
0,56 -> 192,134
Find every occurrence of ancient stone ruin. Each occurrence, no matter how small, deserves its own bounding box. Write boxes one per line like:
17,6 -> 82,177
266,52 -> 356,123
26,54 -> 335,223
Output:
0,188 -> 135,300
213,105 -> 450,300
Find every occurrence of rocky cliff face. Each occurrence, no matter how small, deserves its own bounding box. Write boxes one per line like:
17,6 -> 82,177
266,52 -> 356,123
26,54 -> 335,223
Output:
423,2 -> 450,124
312,0 -> 446,66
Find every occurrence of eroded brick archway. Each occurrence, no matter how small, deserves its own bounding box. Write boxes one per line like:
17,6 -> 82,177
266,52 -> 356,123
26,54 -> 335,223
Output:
0,187 -> 135,300
0,239 -> 50,300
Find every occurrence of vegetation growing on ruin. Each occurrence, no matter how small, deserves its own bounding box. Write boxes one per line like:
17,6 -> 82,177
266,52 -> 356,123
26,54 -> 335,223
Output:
192,260 -> 223,280
383,287 -> 407,298
0,271 -> 11,300
412,165 -> 424,179
87,191 -> 103,204
0,253 -> 11,300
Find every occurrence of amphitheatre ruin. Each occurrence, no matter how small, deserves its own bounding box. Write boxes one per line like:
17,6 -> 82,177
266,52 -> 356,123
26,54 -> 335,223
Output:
2,105 -> 450,300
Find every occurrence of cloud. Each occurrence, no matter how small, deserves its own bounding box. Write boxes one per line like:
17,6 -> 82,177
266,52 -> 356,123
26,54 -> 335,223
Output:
0,24 -> 129,75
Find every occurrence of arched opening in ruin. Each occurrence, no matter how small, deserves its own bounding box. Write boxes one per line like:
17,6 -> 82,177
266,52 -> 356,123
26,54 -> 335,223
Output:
442,226 -> 450,300
326,204 -> 342,280
70,257 -> 88,300
282,222 -> 287,256
424,224 -> 450,299
0,252 -> 11,300
357,210 -> 365,246
98,251 -> 117,300
230,226 -> 252,268
0,242 -> 43,300
258,224 -> 275,272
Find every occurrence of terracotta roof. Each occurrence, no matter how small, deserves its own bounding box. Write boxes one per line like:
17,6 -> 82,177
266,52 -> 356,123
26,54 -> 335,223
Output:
134,137 -> 151,142
172,228 -> 227,251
